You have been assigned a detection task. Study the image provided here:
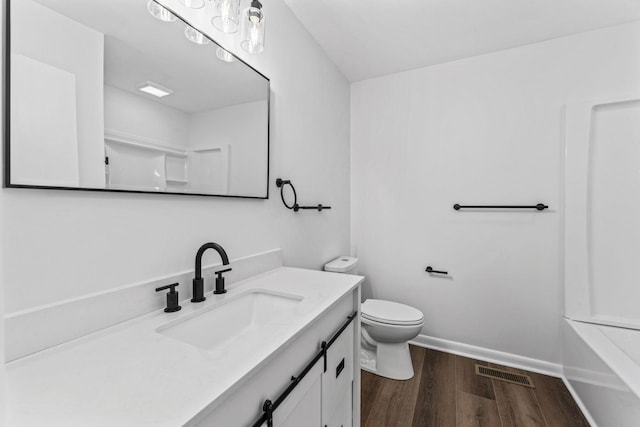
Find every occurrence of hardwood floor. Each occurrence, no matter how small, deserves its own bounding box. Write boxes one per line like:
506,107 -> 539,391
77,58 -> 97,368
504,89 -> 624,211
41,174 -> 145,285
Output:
360,345 -> 590,427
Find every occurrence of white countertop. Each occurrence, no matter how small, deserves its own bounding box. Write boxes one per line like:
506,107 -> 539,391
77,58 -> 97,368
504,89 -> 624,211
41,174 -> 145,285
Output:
6,267 -> 363,427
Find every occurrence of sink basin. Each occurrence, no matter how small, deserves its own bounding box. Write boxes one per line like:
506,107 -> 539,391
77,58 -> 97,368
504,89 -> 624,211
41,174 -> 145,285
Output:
156,289 -> 303,350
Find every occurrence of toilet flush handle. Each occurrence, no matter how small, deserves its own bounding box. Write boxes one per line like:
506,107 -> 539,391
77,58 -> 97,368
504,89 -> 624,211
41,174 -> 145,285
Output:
426,266 -> 448,275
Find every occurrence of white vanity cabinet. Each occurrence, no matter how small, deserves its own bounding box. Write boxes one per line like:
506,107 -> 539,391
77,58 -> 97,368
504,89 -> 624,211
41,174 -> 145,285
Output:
5,267 -> 362,427
269,322 -> 355,427
191,287 -> 360,427
272,362 -> 323,426
322,322 -> 355,427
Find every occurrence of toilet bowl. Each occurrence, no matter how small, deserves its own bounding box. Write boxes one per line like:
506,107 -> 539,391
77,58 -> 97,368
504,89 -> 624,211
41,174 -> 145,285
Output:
324,256 -> 424,380
360,299 -> 424,380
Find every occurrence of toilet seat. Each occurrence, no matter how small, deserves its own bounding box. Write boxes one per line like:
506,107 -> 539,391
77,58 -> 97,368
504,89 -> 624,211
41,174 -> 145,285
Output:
362,299 -> 424,326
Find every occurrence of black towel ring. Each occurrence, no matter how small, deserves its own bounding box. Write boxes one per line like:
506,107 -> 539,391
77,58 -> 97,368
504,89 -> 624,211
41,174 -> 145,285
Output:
276,179 -> 298,210
275,178 -> 331,212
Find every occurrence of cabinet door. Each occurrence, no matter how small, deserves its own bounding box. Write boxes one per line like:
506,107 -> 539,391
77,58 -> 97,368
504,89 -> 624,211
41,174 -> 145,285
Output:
325,385 -> 353,427
322,322 -> 355,426
271,360 -> 323,427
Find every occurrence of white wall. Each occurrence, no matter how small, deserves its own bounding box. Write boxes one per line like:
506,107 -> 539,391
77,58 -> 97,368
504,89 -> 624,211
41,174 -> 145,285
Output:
351,21 -> 640,365
1,2 -> 5,423
104,85 -> 190,148
189,101 -> 268,195
2,0 -> 350,335
12,0 -> 105,187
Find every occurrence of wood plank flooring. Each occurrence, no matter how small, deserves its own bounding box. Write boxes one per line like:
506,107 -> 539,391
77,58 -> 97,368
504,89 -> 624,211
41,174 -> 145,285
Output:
361,346 -> 590,427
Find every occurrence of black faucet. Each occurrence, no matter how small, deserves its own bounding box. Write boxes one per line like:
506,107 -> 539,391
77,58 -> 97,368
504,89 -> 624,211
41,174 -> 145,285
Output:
192,242 -> 232,302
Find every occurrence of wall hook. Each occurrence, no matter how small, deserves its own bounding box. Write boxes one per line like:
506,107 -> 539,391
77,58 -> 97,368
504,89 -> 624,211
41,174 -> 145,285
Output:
426,266 -> 448,275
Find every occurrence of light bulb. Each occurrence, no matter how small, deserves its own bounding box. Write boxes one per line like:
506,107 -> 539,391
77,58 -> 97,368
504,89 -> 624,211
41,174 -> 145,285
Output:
250,23 -> 260,46
240,1 -> 265,54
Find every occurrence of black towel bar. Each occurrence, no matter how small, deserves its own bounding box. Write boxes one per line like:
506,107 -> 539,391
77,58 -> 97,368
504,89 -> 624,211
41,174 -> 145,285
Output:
453,203 -> 548,211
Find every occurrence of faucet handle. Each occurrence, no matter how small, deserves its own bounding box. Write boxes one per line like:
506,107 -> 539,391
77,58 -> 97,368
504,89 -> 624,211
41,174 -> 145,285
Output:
213,269 -> 231,295
156,283 -> 179,292
155,283 -> 181,313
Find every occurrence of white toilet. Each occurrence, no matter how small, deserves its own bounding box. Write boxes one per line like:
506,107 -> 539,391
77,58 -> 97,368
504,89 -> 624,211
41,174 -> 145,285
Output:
324,256 -> 424,380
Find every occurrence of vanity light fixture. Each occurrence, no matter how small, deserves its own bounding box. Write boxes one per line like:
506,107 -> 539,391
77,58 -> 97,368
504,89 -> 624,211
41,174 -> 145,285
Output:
185,26 -> 210,44
147,0 -> 266,55
212,0 -> 241,34
147,0 -> 176,22
216,47 -> 236,62
177,0 -> 206,8
136,81 -> 173,98
240,0 -> 265,54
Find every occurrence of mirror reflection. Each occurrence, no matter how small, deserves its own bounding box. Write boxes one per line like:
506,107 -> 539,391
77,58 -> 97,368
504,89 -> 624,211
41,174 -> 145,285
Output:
9,0 -> 270,197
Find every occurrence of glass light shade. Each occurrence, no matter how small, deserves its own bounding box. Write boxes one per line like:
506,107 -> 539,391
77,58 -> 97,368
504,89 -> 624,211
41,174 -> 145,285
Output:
211,0 -> 241,34
240,4 -> 265,54
216,47 -> 236,62
177,0 -> 205,8
185,26 -> 209,44
147,0 -> 177,22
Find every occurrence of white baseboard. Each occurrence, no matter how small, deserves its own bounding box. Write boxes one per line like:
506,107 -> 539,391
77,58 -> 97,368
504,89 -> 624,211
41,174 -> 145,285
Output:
561,375 -> 598,426
410,334 -> 563,377
5,249 -> 283,362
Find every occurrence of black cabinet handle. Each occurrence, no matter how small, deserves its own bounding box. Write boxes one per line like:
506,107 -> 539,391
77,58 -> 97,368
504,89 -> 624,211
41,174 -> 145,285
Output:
426,266 -> 448,275
336,358 -> 345,378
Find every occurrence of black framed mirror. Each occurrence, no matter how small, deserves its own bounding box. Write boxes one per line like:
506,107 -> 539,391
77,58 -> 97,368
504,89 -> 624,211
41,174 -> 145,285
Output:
5,0 -> 270,198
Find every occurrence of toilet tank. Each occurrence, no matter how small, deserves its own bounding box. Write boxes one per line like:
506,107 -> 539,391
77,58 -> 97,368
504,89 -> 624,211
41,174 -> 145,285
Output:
324,256 -> 358,275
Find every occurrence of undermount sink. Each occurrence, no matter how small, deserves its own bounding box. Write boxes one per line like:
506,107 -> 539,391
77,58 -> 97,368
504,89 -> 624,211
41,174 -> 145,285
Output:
156,289 -> 303,350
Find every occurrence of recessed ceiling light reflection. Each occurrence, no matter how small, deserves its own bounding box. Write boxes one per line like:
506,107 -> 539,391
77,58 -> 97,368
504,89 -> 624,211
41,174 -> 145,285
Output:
147,0 -> 176,22
216,47 -> 237,62
178,0 -> 206,8
137,81 -> 173,98
185,26 -> 210,44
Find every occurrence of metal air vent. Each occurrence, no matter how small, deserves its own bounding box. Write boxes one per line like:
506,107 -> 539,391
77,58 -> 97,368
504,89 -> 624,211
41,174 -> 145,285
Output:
475,365 -> 535,388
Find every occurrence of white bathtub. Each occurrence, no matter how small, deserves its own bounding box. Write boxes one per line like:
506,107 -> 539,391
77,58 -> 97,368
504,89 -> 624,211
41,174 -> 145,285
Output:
563,319 -> 640,426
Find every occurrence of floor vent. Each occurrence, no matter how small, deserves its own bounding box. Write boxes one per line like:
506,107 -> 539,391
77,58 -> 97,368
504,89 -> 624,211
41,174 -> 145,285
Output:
475,365 -> 535,388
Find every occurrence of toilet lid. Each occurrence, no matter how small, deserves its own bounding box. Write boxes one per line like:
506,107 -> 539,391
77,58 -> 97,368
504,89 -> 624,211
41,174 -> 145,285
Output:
361,299 -> 424,326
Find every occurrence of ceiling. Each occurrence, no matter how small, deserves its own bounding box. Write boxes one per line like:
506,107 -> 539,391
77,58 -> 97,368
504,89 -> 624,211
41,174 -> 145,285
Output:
283,0 -> 640,82
33,0 -> 268,113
